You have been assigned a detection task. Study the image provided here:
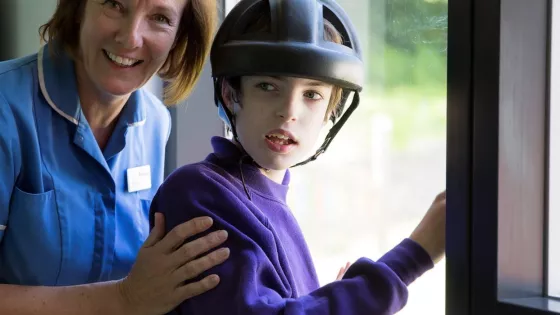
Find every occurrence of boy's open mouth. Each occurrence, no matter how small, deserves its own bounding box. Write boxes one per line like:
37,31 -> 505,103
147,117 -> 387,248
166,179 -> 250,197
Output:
265,133 -> 297,145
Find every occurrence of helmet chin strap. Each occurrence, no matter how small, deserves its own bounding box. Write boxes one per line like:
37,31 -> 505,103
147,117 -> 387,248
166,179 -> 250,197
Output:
227,101 -> 272,173
291,91 -> 360,167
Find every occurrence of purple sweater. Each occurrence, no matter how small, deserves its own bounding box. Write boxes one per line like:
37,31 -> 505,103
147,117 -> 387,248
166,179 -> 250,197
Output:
149,136 -> 434,315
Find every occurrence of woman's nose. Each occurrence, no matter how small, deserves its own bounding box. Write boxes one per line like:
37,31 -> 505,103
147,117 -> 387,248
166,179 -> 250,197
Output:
115,18 -> 143,49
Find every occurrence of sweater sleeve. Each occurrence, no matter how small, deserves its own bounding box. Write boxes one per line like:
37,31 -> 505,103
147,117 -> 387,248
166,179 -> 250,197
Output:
150,165 -> 434,315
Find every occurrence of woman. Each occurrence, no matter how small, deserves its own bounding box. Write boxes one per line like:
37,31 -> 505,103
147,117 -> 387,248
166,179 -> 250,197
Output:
0,0 -> 229,314
151,0 -> 446,314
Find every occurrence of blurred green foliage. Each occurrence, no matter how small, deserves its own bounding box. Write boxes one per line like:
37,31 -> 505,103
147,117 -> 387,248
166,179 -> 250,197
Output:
363,0 -> 448,149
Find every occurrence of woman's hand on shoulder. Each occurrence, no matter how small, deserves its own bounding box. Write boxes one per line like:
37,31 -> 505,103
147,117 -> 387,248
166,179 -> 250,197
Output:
117,213 -> 230,315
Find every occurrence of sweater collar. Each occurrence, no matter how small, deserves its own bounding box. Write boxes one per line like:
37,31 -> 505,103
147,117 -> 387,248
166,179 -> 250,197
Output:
208,136 -> 290,202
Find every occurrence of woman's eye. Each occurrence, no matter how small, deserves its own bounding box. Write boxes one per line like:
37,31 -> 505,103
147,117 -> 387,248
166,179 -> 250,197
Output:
101,0 -> 123,11
153,14 -> 171,24
99,0 -> 124,17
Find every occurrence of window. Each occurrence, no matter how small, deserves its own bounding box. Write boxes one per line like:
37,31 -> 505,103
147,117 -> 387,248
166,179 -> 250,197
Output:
225,1 -> 448,314
288,1 -> 447,313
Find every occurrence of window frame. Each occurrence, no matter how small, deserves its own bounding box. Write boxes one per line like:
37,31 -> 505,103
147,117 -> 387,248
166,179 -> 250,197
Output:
447,0 -> 560,314
547,0 -> 560,300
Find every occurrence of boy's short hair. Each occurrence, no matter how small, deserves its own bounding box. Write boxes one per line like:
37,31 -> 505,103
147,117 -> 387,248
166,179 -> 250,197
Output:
222,5 -> 344,121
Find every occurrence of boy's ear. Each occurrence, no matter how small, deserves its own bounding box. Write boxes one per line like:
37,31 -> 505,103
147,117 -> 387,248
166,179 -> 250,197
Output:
221,80 -> 238,113
324,106 -> 337,124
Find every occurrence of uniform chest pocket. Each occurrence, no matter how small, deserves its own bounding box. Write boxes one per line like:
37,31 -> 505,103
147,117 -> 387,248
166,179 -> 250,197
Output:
3,187 -> 61,285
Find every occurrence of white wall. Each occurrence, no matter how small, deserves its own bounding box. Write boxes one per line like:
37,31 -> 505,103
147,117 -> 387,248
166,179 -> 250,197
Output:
13,0 -> 57,57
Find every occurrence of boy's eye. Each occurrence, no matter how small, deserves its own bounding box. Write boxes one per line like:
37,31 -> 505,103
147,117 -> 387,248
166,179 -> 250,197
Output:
257,83 -> 276,91
304,91 -> 323,100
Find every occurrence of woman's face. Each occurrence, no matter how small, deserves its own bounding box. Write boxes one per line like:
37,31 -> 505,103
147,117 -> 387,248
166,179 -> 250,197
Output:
77,0 -> 186,98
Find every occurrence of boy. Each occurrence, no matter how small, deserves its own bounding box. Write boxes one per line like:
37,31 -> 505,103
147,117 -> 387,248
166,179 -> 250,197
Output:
150,0 -> 446,314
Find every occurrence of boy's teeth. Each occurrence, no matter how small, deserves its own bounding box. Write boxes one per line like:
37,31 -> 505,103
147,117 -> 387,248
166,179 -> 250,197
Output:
272,138 -> 289,145
268,135 -> 292,145
269,134 -> 289,140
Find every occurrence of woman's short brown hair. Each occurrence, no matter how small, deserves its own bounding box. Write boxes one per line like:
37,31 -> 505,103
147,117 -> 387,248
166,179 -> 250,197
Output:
39,0 -> 218,106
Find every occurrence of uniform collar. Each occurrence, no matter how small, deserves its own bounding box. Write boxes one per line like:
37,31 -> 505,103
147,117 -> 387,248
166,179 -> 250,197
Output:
38,42 -> 146,127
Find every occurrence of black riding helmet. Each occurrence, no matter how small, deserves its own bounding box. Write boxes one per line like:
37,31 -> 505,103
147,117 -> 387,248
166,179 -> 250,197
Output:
211,0 -> 364,167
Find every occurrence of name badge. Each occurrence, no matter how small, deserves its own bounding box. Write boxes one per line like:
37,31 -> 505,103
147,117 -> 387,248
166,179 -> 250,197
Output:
127,165 -> 152,193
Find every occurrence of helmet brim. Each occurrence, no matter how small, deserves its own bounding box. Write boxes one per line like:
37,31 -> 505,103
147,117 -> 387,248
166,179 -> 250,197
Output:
211,41 -> 364,91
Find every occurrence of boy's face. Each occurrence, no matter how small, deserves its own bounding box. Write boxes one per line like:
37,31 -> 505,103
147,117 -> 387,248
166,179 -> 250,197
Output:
227,76 -> 333,171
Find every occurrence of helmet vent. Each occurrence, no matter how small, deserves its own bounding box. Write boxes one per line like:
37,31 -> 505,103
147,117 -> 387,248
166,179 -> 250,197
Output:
322,4 -> 352,49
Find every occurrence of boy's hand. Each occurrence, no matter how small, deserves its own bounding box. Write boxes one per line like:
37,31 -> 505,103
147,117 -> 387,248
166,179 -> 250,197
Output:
409,191 -> 446,264
336,262 -> 351,281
